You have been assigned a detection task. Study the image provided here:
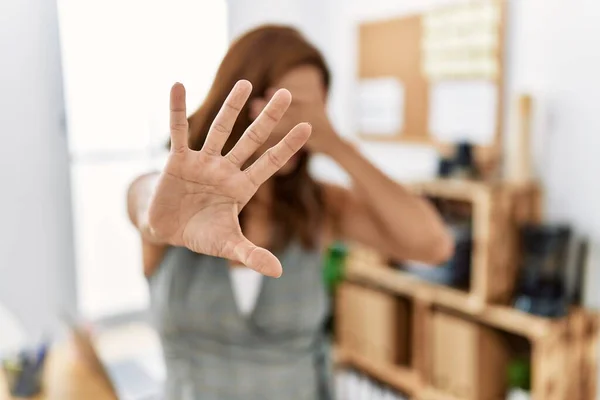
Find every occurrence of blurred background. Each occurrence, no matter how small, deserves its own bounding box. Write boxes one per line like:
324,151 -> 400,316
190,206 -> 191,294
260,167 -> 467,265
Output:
1,0 -> 600,399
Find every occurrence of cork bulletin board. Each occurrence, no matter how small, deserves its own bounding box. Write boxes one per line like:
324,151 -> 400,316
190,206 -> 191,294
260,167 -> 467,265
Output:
356,1 -> 506,163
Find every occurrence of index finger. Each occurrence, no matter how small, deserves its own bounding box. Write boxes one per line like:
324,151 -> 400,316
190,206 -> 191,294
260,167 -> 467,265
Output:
169,82 -> 188,154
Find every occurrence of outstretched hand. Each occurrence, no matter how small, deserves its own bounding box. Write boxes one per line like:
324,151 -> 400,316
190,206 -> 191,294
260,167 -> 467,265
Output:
146,81 -> 311,278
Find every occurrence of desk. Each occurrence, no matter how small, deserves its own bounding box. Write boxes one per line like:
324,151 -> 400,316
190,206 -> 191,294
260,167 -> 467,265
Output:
1,322 -> 164,400
0,341 -> 116,400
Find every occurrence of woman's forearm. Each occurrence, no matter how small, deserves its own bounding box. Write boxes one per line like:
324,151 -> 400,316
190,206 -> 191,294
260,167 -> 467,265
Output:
127,172 -> 163,243
327,138 -> 453,264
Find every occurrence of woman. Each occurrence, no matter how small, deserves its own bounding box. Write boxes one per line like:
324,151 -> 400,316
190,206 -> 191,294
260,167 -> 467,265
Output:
127,25 -> 452,399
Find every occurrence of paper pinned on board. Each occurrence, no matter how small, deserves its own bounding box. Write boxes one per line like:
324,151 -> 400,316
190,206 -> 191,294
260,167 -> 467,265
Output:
429,80 -> 497,145
422,1 -> 501,80
357,77 -> 404,136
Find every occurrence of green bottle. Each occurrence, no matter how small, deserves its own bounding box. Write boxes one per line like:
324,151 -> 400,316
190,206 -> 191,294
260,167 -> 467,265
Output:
322,242 -> 347,337
323,241 -> 348,294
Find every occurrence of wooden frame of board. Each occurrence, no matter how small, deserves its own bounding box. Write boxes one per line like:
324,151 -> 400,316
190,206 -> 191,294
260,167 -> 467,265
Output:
357,0 -> 507,176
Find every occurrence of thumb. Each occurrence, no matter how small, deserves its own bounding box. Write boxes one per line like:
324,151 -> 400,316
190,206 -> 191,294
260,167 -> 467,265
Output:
230,235 -> 283,278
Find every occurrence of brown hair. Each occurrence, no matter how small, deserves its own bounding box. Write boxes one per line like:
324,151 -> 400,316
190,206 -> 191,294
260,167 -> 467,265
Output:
187,25 -> 330,251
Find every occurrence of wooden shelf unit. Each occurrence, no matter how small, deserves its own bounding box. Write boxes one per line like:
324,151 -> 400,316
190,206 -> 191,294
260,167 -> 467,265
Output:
336,260 -> 599,400
334,179 -> 598,400
408,179 -> 542,304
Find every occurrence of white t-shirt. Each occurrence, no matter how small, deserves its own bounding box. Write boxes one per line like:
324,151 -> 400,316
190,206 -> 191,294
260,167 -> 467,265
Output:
229,267 -> 263,316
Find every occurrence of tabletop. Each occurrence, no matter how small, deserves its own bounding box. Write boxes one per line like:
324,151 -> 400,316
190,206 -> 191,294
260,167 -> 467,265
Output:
0,340 -> 117,400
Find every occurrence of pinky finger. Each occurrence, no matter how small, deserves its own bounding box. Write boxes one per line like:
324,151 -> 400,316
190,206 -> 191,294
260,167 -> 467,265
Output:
245,123 -> 311,186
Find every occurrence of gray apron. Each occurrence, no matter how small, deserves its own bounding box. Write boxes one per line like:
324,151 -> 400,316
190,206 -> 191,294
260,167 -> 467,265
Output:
149,242 -> 334,400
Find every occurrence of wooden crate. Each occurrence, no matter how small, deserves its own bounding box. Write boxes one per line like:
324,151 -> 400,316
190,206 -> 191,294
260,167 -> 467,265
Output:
531,309 -> 600,400
431,311 -> 508,399
409,180 -> 540,304
336,282 -> 410,366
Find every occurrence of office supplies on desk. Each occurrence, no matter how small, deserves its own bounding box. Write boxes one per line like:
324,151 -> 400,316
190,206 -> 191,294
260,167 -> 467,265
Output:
1,341 -> 49,397
35,343 -> 48,370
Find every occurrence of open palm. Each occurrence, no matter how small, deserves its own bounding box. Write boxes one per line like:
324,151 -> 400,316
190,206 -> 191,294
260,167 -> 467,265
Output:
147,81 -> 311,278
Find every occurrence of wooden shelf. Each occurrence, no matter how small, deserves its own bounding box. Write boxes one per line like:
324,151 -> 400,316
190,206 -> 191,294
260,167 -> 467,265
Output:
344,261 -> 559,340
336,348 -> 420,396
334,347 -> 465,400
346,257 -> 475,309
408,179 -> 494,202
408,179 -> 536,200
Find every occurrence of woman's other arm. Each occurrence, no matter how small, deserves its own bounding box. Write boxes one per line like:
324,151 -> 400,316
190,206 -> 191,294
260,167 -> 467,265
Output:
127,172 -> 159,240
323,139 -> 453,265
127,172 -> 167,277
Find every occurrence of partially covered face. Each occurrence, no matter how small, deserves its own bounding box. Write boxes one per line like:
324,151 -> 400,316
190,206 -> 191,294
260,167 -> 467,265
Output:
252,64 -> 326,176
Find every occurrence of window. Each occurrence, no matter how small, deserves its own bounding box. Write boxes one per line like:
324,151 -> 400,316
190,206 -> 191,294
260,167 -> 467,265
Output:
56,0 -> 228,320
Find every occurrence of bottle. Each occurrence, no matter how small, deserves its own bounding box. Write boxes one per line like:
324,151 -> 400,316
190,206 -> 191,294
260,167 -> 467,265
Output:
322,242 -> 348,336
323,241 -> 348,294
451,141 -> 478,180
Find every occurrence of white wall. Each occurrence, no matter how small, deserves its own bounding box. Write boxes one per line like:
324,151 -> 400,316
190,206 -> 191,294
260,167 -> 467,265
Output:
508,0 -> 600,315
0,0 -> 76,336
226,0 -> 331,58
